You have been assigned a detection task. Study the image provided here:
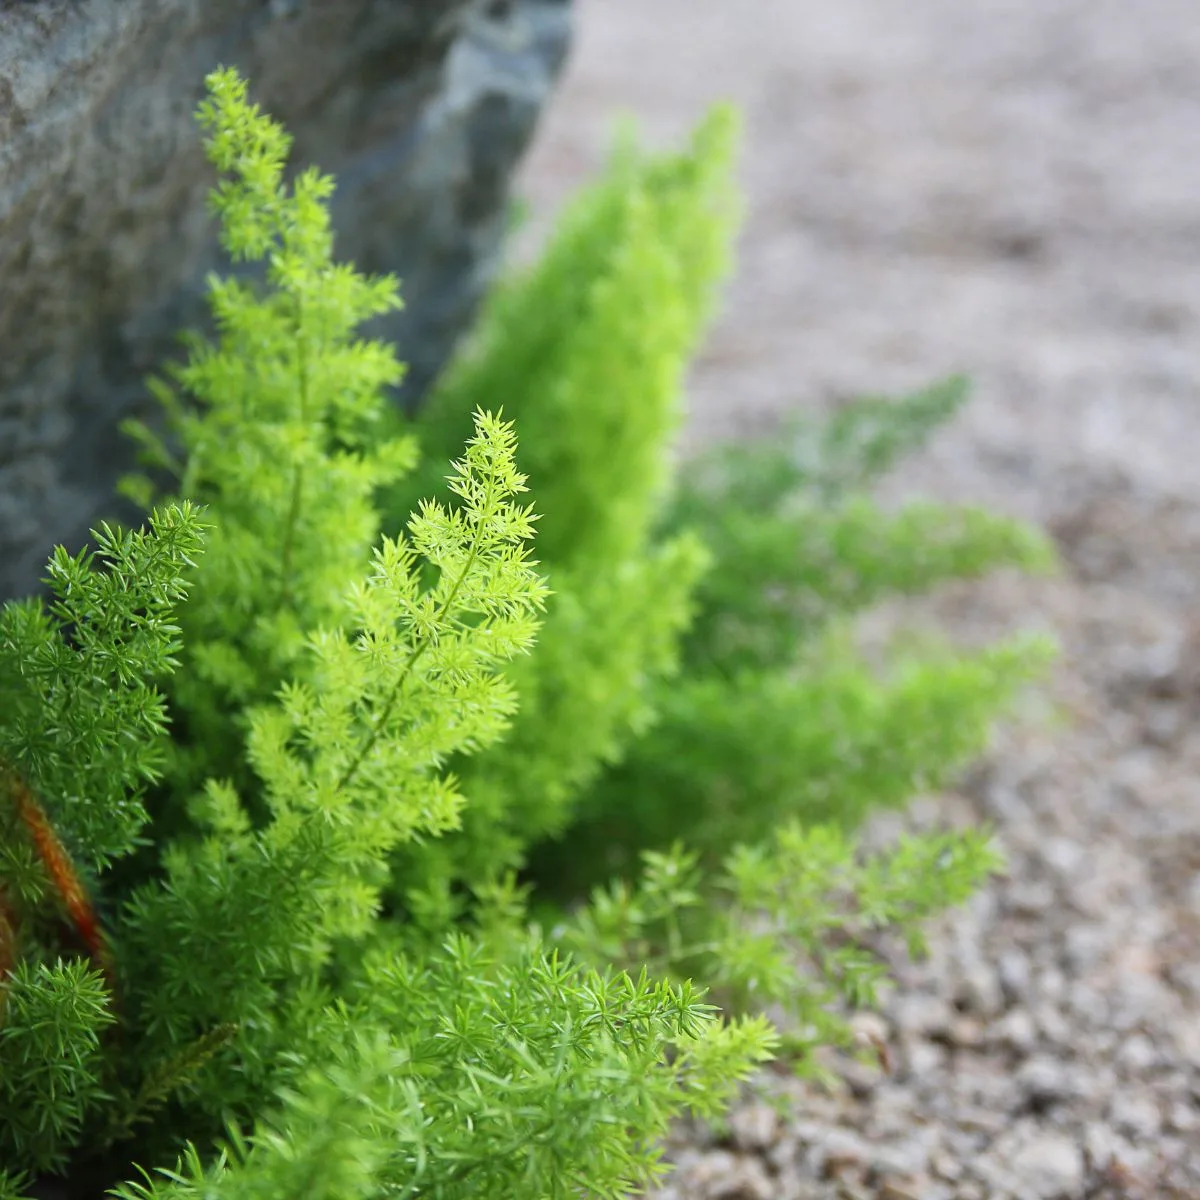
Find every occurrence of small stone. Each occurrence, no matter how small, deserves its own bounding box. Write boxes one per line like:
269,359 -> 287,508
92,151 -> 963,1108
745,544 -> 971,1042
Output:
949,1016 -> 986,1049
683,1150 -> 774,1200
956,962 -> 1005,1017
998,950 -> 1032,1004
877,1176 -> 925,1200
727,1102 -> 779,1152
1041,837 -> 1085,876
1008,879 -> 1055,916
1116,1031 -> 1159,1073
850,1010 -> 891,1045
840,1057 -> 884,1099
1167,1100 -> 1200,1132
1109,1091 -> 1162,1138
1033,1003 -> 1072,1044
1063,924 -> 1110,970
870,1084 -> 932,1141
707,1156 -> 775,1200
930,1150 -> 963,1181
904,1038 -> 946,1077
1064,983 -> 1110,1026
1143,700 -> 1182,746
1009,1131 -> 1085,1197
956,1105 -> 1008,1134
870,1138 -> 931,1179
970,1151 -> 1028,1196
1172,1019 -> 1200,1068
817,1128 -> 869,1179
1082,1121 -> 1124,1170
1017,1056 -> 1073,1107
891,993 -> 953,1038
1034,966 -> 1067,1003
992,1007 -> 1037,1052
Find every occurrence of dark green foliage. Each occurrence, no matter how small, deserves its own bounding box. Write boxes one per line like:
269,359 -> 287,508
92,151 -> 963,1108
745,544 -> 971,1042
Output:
0,504 -> 207,871
0,66 -> 1055,1198
0,959 -> 115,1173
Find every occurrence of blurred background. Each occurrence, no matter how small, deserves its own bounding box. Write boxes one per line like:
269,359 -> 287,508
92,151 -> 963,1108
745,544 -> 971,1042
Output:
508,6 -> 1200,1194
514,0 -> 1200,516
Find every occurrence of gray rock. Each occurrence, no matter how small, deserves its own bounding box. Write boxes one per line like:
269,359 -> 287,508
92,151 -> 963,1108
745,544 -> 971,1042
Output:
875,1177 -> 927,1200
675,1150 -> 775,1200
891,992 -> 953,1039
0,0 -> 572,602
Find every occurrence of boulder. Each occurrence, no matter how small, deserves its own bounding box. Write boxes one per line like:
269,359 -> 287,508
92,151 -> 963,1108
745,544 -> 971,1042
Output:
0,0 -> 571,601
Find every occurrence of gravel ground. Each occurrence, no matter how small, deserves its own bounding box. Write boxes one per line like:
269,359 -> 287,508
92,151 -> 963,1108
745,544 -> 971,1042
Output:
516,3 -> 1200,1197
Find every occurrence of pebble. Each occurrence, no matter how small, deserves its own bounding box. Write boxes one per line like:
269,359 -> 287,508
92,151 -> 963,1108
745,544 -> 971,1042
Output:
891,993 -> 952,1039
1016,1056 -> 1074,1108
954,963 -> 1005,1017
1108,1091 -> 1162,1139
875,1178 -> 924,1200
997,950 -> 1031,1004
727,1103 -> 779,1153
1007,1131 -> 1085,1197
991,1007 -> 1037,1052
708,1157 -> 774,1200
1115,1031 -> 1159,1073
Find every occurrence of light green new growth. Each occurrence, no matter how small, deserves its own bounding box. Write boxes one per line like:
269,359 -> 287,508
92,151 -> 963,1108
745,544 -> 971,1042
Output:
121,67 -> 417,787
384,106 -> 740,911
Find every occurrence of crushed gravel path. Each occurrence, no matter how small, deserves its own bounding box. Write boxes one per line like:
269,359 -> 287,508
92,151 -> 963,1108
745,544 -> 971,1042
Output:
516,3 -> 1200,1197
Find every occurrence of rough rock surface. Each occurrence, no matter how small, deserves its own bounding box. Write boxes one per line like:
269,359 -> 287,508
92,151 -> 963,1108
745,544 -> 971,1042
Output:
516,1 -> 1200,1196
0,0 -> 570,602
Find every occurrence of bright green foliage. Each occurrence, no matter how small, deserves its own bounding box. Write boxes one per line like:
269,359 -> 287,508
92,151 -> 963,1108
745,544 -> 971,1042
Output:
382,106 -> 738,907
109,938 -> 775,1200
118,409 -> 549,1097
0,66 -> 1054,1200
528,379 -> 1056,893
121,67 -> 417,789
559,824 -> 1002,1079
553,630 -> 1054,884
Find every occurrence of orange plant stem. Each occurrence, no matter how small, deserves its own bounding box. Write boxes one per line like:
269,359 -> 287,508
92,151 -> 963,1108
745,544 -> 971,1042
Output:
3,764 -> 116,991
